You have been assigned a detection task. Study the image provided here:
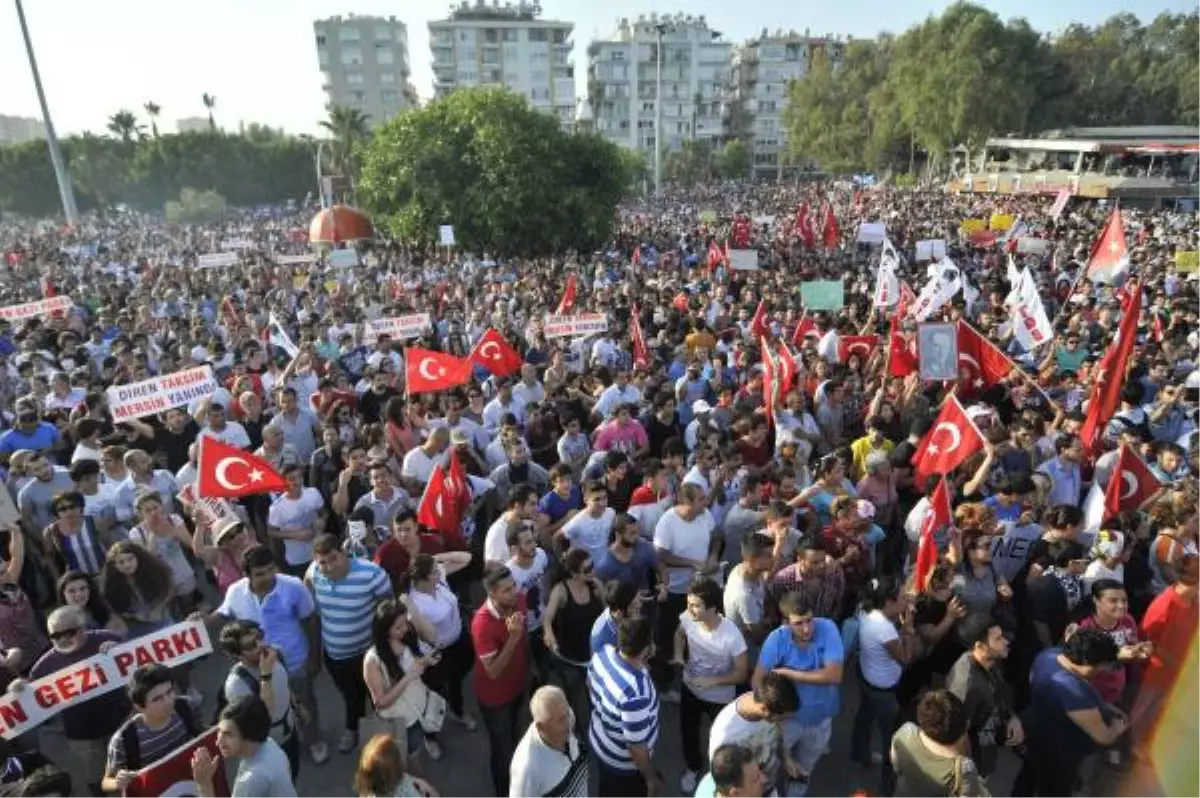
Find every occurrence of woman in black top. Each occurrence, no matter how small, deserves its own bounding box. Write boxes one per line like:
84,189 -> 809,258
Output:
541,548 -> 603,739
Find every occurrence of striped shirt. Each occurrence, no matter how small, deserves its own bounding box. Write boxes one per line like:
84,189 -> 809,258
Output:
43,518 -> 106,575
106,712 -> 190,773
587,644 -> 659,772
306,558 -> 392,660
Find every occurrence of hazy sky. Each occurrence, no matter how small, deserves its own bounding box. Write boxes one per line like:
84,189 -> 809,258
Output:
1,0 -> 1192,137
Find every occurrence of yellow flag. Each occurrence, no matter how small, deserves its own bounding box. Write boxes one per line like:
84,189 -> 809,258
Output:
960,218 -> 987,234
989,213 -> 1015,232
1174,251 -> 1199,272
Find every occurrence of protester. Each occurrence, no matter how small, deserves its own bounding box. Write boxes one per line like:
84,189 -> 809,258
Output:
588,617 -> 661,796
889,690 -> 990,798
101,664 -> 201,794
509,685 -> 589,798
353,734 -> 439,798
192,696 -> 298,797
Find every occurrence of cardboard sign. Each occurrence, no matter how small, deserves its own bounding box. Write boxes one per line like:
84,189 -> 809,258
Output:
221,238 -> 254,251
273,253 -> 317,265
439,225 -> 456,247
196,252 -> 238,269
989,213 -> 1015,232
106,366 -> 218,422
1016,237 -> 1049,255
698,209 -> 718,223
752,215 -> 776,227
959,218 -> 987,234
0,621 -> 213,739
1049,188 -> 1070,219
728,249 -> 759,271
856,222 -> 887,245
915,240 -> 947,262
800,280 -> 845,311
544,313 -> 608,339
363,313 -> 431,341
328,249 -> 359,268
1174,250 -> 1199,272
0,296 -> 73,322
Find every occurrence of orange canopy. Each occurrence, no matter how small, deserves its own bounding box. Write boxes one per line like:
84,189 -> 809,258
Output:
309,205 -> 374,244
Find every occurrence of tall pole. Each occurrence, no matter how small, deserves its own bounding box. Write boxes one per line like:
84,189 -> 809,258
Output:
653,23 -> 666,199
15,0 -> 78,225
315,141 -> 328,208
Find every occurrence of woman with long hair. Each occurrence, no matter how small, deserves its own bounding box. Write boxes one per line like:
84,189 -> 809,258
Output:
541,547 -> 604,738
353,733 -> 438,797
57,570 -> 127,636
363,600 -> 439,775
99,541 -> 175,639
789,452 -> 858,529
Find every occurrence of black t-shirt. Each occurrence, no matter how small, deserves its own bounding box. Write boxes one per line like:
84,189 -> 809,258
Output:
644,414 -> 682,458
890,440 -> 919,504
359,387 -> 398,425
154,419 -> 200,473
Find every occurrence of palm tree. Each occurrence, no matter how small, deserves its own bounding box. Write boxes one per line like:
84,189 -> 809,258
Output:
319,105 -> 371,178
106,110 -> 144,143
202,93 -> 217,131
143,102 -> 162,139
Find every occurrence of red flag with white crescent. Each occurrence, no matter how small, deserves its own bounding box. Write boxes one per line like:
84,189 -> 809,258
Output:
124,728 -> 231,797
914,479 -> 951,592
196,435 -> 288,499
912,397 -> 985,482
556,273 -> 578,314
838,335 -> 879,364
1104,444 -> 1162,518
405,347 -> 473,395
469,329 -> 523,378
630,304 -> 650,370
417,451 -> 470,546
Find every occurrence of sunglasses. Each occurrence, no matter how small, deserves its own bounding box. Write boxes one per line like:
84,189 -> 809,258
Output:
49,627 -> 81,642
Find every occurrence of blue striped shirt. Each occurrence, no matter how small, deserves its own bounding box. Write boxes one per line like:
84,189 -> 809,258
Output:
307,558 -> 392,660
587,644 -> 659,772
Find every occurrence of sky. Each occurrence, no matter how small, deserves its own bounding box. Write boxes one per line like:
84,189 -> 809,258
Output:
1,0 -> 1193,137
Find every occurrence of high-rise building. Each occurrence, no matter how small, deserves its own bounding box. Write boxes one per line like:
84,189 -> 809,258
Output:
586,13 -> 731,155
0,114 -> 45,146
428,1 -> 575,130
314,14 -> 417,128
728,29 -> 844,176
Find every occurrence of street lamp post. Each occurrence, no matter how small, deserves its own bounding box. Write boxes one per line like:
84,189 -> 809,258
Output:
653,22 -> 667,199
315,140 -> 328,208
14,0 -> 78,225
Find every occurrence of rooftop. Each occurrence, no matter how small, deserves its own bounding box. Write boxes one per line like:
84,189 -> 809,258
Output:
434,0 -> 549,22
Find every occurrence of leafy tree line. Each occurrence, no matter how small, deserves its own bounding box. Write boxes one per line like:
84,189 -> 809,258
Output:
784,3 -> 1199,173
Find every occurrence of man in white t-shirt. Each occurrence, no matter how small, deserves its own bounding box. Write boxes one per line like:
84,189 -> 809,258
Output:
671,577 -> 749,793
400,427 -> 449,494
708,672 -> 802,797
267,464 -> 327,578
558,484 -> 615,564
483,484 -> 540,567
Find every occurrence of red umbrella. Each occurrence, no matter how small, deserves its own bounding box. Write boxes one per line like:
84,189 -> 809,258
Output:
309,205 -> 374,245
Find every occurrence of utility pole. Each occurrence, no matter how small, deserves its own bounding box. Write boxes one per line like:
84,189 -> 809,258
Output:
15,0 -> 78,225
653,22 -> 667,199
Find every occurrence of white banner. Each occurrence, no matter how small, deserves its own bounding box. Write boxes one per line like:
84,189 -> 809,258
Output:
106,366 -> 218,422
874,261 -> 900,308
273,253 -> 317,265
328,249 -> 359,268
0,296 -> 73,322
196,252 -> 238,269
915,239 -> 947,262
728,249 -> 759,271
0,621 -> 212,739
1016,237 -> 1049,255
439,225 -> 456,246
363,313 -> 431,341
544,313 -> 608,339
221,238 -> 254,251
856,222 -> 887,244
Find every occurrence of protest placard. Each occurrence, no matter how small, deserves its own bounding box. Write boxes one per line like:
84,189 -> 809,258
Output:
1175,250 -> 1199,272
328,249 -> 359,268
363,313 -> 431,341
106,366 -> 218,422
544,313 -> 608,338
221,238 -> 253,251
728,249 -> 759,271
800,281 -> 845,311
0,621 -> 212,739
699,209 -> 718,223
273,253 -> 317,265
856,222 -> 887,245
1016,237 -> 1049,255
989,213 -> 1015,232
196,252 -> 238,269
439,225 -> 456,246
0,296 -> 73,323
959,218 -> 987,234
915,240 -> 947,261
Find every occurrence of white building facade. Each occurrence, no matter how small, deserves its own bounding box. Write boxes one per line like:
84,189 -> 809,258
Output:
0,115 -> 45,146
314,14 -> 417,128
586,13 -> 731,156
429,1 -> 575,130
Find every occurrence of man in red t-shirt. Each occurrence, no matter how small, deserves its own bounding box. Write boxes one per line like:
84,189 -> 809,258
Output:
1132,554 -> 1198,745
470,566 -> 529,797
373,510 -> 444,589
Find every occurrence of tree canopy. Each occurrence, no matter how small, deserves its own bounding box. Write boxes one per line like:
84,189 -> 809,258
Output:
784,3 -> 1200,173
358,87 -> 633,256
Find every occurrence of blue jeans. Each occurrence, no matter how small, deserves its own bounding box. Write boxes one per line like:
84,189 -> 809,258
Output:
851,673 -> 899,796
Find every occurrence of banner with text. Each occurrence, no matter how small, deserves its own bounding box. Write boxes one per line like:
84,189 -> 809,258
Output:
544,313 -> 608,339
0,296 -> 73,323
196,252 -> 238,269
728,249 -> 759,271
363,313 -> 431,341
273,253 -> 317,266
107,366 -> 218,422
0,621 -> 213,739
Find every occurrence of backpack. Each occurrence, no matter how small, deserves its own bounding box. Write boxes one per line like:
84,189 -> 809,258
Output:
211,663 -> 259,725
121,697 -> 198,772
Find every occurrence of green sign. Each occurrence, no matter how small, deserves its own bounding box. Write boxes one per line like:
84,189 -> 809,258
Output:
800,280 -> 845,311
699,209 -> 717,223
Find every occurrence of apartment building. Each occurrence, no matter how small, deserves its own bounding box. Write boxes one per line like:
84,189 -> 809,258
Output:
314,14 -> 417,128
429,0 -> 575,130
586,13 -> 731,155
0,115 -> 45,146
728,29 -> 845,176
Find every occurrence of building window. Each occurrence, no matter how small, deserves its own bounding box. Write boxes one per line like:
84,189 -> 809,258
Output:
382,90 -> 399,104
380,72 -> 396,84
339,27 -> 360,41
528,28 -> 548,42
315,34 -> 327,46
340,49 -> 362,66
376,47 -> 394,65
350,91 -> 367,103
611,49 -> 625,60
346,72 -> 364,85
375,25 -> 392,40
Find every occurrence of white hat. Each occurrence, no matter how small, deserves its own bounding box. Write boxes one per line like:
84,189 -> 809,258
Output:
190,345 -> 209,363
692,399 -> 712,414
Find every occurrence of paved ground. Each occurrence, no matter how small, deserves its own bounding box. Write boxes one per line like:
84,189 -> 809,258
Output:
35,645 -> 1034,797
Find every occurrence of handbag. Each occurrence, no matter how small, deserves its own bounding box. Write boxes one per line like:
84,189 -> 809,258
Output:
393,677 -> 447,733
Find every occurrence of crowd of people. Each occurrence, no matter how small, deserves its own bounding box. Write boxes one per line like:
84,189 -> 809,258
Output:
0,178 -> 1195,798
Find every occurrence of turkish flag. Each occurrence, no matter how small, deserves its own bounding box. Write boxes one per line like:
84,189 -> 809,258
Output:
1151,313 -> 1165,343
630,304 -> 651,370
956,320 -> 1015,391
417,451 -> 470,545
1086,207 -> 1130,284
776,341 -> 798,395
912,397 -> 984,482
1104,443 -> 1162,518
760,337 -> 777,428
125,728 -> 230,797
795,203 -> 816,248
821,202 -> 840,249
838,335 -> 879,364
1080,280 -> 1142,454
469,329 -> 523,378
197,435 -> 288,499
219,296 -> 239,328
405,347 -> 472,395
888,315 -> 919,377
898,281 -> 917,317
732,217 -> 751,249
749,300 -> 770,340
555,273 -> 578,315
791,314 -> 817,347
914,478 -> 951,592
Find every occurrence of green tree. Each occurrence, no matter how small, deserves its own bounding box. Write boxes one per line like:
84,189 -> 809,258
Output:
320,105 -> 371,180
664,139 -> 713,184
165,188 -> 227,224
69,133 -> 126,207
144,102 -> 162,140
358,87 -> 631,256
202,93 -> 217,131
714,139 -> 750,179
107,110 -> 144,144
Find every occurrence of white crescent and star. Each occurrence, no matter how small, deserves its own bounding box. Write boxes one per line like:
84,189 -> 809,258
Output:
214,456 -> 262,491
849,342 -> 873,358
417,357 -> 445,381
1120,471 -> 1138,501
479,341 -> 501,360
927,422 -> 963,456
